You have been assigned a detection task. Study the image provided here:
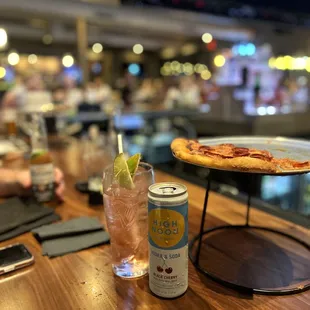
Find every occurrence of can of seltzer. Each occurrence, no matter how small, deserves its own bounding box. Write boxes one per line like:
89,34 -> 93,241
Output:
148,182 -> 188,298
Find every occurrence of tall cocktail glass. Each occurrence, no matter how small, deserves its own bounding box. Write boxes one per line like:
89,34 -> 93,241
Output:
103,162 -> 154,278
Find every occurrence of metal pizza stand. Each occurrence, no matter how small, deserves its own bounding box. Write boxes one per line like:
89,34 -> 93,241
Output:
174,136 -> 310,295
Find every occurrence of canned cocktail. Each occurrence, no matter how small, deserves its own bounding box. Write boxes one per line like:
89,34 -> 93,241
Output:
148,182 -> 188,298
103,154 -> 154,278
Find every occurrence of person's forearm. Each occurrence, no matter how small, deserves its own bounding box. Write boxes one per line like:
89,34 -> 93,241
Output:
0,169 -> 21,197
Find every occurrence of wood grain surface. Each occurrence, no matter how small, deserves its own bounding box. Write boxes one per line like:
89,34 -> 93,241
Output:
0,139 -> 309,310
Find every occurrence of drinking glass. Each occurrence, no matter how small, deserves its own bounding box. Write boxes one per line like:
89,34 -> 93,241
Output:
83,149 -> 114,192
102,162 -> 154,278
2,108 -> 17,138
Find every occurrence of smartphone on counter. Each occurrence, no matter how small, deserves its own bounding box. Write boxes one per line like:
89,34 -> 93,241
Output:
0,243 -> 34,275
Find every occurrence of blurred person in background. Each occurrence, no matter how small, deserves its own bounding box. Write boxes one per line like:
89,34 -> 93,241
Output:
84,80 -> 97,104
94,76 -> 112,104
132,78 -> 155,105
179,75 -> 200,109
0,167 -> 65,199
2,72 -> 52,112
198,78 -> 209,104
163,77 -> 181,109
63,75 -> 83,109
117,72 -> 136,108
84,76 -> 112,106
253,72 -> 261,106
153,78 -> 165,105
51,84 -> 66,105
1,75 -> 26,108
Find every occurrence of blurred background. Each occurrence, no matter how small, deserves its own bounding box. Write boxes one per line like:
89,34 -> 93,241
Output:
0,0 -> 310,225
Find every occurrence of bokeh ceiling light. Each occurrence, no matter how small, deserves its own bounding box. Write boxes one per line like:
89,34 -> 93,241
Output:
42,34 -> 53,45
306,59 -> 310,72
128,63 -> 141,76
0,28 -> 8,48
268,57 -> 276,69
246,43 -> 256,56
266,106 -> 276,115
183,62 -> 194,75
283,55 -> 293,70
214,55 -> 226,67
275,57 -> 285,70
181,44 -> 197,56
92,43 -> 103,54
171,60 -> 180,70
0,67 -> 6,79
160,67 -> 170,76
28,54 -> 38,64
161,47 -> 177,59
164,62 -> 171,68
257,106 -> 267,116
202,33 -> 213,44
133,44 -> 143,55
293,57 -> 306,70
201,70 -> 211,80
62,54 -> 74,68
195,63 -> 207,73
8,52 -> 20,66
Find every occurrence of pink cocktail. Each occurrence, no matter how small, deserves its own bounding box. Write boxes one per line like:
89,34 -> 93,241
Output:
103,162 -> 154,278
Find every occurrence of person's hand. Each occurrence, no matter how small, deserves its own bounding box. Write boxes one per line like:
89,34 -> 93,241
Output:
15,167 -> 65,200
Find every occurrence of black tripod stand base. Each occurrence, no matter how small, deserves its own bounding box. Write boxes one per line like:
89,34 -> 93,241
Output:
189,224 -> 310,295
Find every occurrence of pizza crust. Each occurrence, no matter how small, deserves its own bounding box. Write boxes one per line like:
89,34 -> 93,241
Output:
171,138 -> 277,173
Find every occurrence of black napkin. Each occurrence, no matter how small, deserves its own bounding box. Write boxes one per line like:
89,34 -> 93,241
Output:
0,197 -> 60,241
0,213 -> 61,242
0,197 -> 54,234
32,217 -> 110,257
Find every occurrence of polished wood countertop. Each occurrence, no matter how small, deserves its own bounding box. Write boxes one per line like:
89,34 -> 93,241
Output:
0,139 -> 309,310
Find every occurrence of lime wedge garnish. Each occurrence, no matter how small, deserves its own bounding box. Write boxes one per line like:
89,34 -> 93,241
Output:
31,150 -> 47,160
113,153 -> 135,190
127,153 -> 141,178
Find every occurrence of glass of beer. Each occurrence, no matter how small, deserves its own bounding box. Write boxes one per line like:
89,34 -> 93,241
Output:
3,109 -> 17,138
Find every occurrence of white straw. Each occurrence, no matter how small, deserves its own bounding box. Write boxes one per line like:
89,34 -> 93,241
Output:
117,134 -> 123,154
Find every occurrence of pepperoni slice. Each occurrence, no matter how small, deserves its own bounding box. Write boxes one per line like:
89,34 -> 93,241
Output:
292,161 -> 310,168
249,154 -> 272,161
233,147 -> 250,156
198,145 -> 211,151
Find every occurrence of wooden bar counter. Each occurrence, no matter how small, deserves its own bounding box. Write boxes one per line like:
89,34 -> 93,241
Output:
0,139 -> 309,310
